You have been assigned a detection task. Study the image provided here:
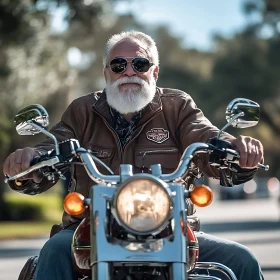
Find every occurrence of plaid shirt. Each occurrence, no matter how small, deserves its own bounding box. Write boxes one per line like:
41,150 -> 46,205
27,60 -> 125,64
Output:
110,107 -> 142,148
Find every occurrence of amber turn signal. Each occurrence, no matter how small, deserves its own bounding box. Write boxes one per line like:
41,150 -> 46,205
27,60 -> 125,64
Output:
64,192 -> 86,216
190,185 -> 213,207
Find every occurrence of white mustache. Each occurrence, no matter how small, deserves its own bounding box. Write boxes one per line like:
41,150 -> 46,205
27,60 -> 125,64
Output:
112,76 -> 146,87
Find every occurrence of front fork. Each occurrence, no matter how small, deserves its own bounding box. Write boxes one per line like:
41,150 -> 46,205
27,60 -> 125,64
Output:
89,185 -> 237,280
90,184 -> 188,280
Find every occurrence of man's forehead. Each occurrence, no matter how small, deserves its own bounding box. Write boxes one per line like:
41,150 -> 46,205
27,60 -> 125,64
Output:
109,39 -> 150,59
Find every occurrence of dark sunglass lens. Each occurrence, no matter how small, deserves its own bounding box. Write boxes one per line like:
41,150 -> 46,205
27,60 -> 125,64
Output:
110,58 -> 127,73
132,57 -> 150,73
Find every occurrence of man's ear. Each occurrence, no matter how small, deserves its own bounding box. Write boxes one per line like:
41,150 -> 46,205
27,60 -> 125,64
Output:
153,65 -> 159,81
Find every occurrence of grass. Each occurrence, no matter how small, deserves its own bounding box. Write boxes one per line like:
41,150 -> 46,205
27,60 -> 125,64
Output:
0,221 -> 56,239
0,191 -> 64,240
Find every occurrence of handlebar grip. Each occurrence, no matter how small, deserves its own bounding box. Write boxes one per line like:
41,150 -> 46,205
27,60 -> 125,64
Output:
225,149 -> 269,171
30,156 -> 43,166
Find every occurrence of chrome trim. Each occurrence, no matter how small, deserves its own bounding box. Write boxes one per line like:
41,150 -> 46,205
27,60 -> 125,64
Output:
217,111 -> 244,139
78,143 -> 211,184
193,262 -> 238,280
189,275 -> 221,280
78,147 -> 120,184
188,215 -> 201,232
111,238 -> 164,252
26,120 -> 60,155
73,246 -> 91,250
161,143 -> 210,181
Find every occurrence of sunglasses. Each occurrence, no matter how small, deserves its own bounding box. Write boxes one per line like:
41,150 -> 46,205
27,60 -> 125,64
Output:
107,57 -> 154,74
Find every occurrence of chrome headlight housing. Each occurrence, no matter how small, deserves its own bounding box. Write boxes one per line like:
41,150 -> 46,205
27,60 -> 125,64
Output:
112,175 -> 172,235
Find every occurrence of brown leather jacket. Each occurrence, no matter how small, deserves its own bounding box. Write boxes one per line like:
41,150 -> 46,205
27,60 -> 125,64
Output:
9,87 -> 235,227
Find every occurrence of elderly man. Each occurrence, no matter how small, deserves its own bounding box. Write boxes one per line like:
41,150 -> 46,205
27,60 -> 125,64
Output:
3,31 -> 264,280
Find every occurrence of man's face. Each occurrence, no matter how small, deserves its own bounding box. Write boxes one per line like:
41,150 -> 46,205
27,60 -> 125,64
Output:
104,39 -> 159,114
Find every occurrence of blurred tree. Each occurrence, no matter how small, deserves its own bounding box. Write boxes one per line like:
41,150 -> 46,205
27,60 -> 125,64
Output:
198,0 -> 280,175
1,0 -> 279,221
243,0 -> 280,35
0,0 -> 129,220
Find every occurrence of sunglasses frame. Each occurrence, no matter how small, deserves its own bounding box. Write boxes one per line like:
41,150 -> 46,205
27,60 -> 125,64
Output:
107,57 -> 154,74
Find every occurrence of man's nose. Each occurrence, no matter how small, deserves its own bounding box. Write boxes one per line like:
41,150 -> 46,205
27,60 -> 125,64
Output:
123,62 -> 136,76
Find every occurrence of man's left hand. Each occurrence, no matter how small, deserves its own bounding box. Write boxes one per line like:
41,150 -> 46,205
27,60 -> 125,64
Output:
229,135 -> 264,168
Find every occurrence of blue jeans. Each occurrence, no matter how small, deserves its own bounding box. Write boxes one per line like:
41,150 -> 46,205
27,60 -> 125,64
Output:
33,229 -> 77,280
196,231 -> 264,280
34,229 -> 264,280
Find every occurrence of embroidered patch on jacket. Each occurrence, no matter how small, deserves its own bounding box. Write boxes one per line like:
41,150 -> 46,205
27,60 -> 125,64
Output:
86,146 -> 112,158
146,128 -> 169,143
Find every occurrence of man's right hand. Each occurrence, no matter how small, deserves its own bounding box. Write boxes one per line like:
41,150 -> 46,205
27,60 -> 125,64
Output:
3,147 -> 42,183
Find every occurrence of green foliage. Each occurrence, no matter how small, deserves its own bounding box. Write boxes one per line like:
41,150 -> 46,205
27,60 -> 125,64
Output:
2,192 -> 63,222
0,221 -> 56,239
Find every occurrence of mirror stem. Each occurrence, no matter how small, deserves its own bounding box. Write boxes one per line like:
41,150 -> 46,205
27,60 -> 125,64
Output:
27,120 -> 60,155
217,111 -> 244,139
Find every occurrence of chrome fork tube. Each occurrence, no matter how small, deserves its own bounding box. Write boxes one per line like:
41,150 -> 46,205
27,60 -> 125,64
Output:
90,185 -> 114,280
171,184 -> 188,280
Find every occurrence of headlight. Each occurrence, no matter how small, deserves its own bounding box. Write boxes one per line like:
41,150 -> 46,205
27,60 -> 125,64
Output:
114,177 -> 171,235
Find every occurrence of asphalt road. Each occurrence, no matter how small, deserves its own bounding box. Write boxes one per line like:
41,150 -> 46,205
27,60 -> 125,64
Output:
197,197 -> 280,280
0,197 -> 279,280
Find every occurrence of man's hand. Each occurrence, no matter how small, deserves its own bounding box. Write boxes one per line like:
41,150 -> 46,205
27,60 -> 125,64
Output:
229,135 -> 264,168
3,147 -> 42,183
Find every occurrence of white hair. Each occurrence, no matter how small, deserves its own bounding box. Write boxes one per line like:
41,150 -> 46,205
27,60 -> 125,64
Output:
103,30 -> 159,68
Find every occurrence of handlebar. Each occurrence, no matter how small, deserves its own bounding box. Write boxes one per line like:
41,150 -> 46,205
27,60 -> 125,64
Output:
4,157 -> 60,183
4,141 -> 269,185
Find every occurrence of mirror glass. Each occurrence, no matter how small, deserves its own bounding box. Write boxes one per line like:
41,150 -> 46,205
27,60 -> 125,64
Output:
226,98 -> 260,128
14,104 -> 49,135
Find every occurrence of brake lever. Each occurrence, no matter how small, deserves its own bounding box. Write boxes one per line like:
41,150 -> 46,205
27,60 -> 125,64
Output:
4,157 -> 60,183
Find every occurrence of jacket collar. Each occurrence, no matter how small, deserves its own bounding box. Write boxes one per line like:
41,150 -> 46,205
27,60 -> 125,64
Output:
92,87 -> 163,126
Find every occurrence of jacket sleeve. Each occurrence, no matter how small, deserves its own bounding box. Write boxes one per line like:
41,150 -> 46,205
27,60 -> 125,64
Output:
175,92 -> 257,184
8,99 -> 84,195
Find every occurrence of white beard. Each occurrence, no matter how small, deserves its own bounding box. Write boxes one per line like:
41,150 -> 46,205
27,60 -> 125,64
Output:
105,76 -> 156,114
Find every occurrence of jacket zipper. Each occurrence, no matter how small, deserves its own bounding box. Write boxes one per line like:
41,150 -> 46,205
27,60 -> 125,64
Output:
139,148 -> 179,172
139,148 -> 178,155
123,108 -> 161,151
93,110 -> 123,157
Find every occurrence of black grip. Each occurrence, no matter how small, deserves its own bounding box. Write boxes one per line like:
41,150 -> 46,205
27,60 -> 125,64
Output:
29,152 -> 55,176
30,156 -> 42,166
30,153 -> 52,166
208,137 -> 233,150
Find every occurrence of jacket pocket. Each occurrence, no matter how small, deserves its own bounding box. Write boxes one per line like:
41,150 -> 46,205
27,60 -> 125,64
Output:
134,147 -> 181,173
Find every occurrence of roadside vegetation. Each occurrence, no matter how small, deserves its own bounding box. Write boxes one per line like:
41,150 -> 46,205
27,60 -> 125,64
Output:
0,186 -> 64,240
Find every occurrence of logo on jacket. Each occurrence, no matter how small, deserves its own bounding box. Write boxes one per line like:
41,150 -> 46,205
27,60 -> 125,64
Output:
146,128 -> 169,143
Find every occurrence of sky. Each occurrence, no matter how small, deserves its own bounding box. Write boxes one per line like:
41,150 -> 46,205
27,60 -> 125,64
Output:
113,0 -> 256,50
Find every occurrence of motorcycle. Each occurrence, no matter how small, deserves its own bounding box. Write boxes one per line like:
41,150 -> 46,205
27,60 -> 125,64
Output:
5,98 -> 269,280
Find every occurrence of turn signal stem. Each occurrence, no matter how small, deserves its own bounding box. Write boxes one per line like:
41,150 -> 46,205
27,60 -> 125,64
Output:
84,198 -> 91,206
184,190 -> 191,199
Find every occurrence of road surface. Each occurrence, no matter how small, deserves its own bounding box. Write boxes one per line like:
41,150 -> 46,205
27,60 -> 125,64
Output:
0,197 -> 279,279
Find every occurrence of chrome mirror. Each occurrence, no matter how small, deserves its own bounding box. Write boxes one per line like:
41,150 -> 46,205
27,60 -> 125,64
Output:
217,98 -> 260,139
225,98 -> 260,128
14,104 -> 49,135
